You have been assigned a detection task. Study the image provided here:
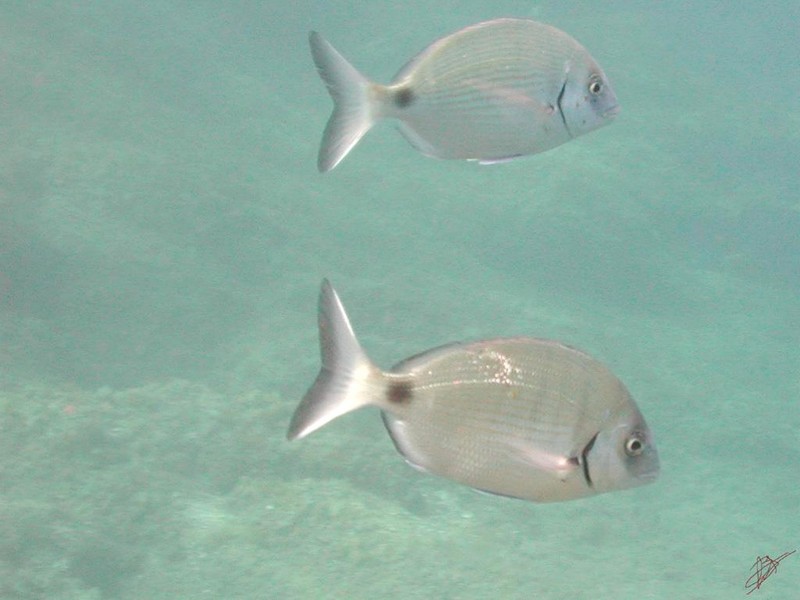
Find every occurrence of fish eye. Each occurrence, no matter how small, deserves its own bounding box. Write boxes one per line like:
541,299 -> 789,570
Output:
625,434 -> 645,456
588,78 -> 603,95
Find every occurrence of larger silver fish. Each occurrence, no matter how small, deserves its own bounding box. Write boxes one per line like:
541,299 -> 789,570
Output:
288,280 -> 659,503
309,18 -> 619,172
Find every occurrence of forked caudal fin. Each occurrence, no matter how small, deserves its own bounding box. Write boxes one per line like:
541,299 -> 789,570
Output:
287,279 -> 383,440
309,32 -> 375,172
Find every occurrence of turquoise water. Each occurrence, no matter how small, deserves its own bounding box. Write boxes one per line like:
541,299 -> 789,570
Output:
0,2 -> 797,598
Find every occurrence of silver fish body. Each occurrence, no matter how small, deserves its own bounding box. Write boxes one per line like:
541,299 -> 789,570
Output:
309,18 -> 619,171
288,280 -> 659,503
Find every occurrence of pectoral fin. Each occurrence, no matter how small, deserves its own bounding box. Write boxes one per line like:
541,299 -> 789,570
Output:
505,441 -> 580,481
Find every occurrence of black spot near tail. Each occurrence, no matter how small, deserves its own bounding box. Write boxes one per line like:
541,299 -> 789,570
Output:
393,87 -> 415,109
387,379 -> 414,404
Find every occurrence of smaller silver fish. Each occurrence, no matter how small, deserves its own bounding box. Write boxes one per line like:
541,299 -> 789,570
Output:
309,18 -> 619,171
288,280 -> 659,503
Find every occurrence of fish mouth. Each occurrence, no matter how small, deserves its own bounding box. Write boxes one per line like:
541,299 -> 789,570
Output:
603,104 -> 621,119
636,468 -> 660,482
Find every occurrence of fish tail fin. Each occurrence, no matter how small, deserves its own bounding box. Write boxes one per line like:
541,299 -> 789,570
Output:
309,31 -> 377,172
287,279 -> 384,441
